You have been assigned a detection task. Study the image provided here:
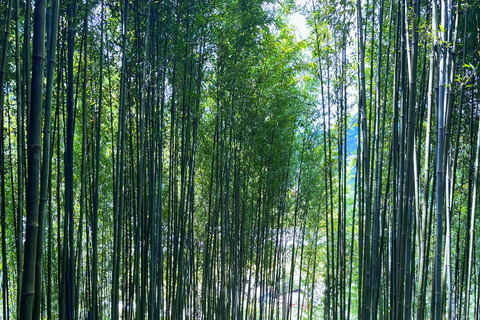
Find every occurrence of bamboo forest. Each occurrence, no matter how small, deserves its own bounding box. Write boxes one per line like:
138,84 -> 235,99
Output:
2,0 -> 480,318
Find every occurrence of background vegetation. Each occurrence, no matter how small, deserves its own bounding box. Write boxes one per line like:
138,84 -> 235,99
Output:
0,0 -> 479,319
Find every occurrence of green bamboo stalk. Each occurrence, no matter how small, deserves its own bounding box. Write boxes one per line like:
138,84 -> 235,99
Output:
0,1 -> 12,317
92,0 -> 101,318
33,0 -> 59,317
111,1 -> 129,318
14,0 -> 25,315
465,57 -> 480,320
19,0 -> 46,317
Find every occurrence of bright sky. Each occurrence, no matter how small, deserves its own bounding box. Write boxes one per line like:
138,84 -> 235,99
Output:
289,12 -> 309,40
288,0 -> 310,40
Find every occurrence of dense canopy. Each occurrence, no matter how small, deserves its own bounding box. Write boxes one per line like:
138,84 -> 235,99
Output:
0,0 -> 480,319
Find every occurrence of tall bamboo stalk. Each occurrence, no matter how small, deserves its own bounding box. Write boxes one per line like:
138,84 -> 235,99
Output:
19,0 -> 47,318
